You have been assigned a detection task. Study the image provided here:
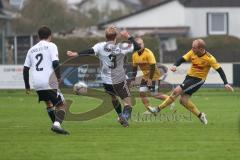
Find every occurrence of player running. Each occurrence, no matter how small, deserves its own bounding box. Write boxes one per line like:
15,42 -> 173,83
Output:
23,26 -> 69,135
66,25 -> 140,127
131,37 -> 170,114
150,39 -> 234,124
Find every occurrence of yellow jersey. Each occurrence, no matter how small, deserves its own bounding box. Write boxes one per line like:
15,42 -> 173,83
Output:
132,48 -> 161,80
183,50 -> 221,80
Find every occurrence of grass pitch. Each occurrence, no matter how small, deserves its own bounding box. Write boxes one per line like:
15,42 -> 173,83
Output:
0,89 -> 239,160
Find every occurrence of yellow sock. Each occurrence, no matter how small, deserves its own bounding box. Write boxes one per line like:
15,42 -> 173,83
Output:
158,96 -> 175,110
184,100 -> 201,117
162,95 -> 169,100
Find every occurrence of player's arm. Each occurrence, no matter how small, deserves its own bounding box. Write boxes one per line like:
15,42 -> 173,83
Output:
131,66 -> 138,80
216,67 -> 228,84
149,64 -> 155,80
171,51 -> 191,72
23,66 -> 30,94
131,54 -> 138,82
120,30 -> 140,51
171,57 -> 186,71
49,44 -> 61,82
210,56 -> 234,92
67,49 -> 95,57
216,67 -> 233,91
52,60 -> 61,81
128,37 -> 141,51
174,57 -> 186,67
23,52 -> 31,94
128,65 -> 138,87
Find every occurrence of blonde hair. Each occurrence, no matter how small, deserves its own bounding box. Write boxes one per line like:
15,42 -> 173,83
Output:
105,25 -> 118,41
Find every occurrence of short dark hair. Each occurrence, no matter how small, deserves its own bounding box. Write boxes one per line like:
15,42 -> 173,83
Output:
38,26 -> 51,40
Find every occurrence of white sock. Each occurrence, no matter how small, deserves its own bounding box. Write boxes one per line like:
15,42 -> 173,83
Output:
53,121 -> 61,127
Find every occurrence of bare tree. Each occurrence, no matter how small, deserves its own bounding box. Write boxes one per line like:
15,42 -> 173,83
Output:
12,0 -> 79,34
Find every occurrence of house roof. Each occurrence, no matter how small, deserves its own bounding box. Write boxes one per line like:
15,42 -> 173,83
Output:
0,0 -> 6,19
98,0 -> 240,27
179,0 -> 240,7
0,0 -> 12,20
98,0 -> 173,27
0,0 -> 3,9
122,26 -> 190,37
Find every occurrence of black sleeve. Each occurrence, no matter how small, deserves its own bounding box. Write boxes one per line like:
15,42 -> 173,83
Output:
216,67 -> 228,85
131,66 -> 138,80
78,48 -> 95,55
149,64 -> 156,79
128,37 -> 141,51
23,66 -> 30,89
52,60 -> 61,80
174,57 -> 186,66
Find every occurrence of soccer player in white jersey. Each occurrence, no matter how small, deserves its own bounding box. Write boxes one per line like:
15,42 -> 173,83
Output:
67,25 -> 140,127
23,26 -> 69,135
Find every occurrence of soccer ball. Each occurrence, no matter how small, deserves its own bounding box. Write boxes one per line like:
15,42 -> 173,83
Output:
73,81 -> 88,95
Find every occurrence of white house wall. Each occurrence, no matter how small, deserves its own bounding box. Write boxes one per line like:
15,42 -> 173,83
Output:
185,7 -> 240,38
110,1 -> 185,28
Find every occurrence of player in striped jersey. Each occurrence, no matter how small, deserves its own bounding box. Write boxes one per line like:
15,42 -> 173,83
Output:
66,26 -> 140,127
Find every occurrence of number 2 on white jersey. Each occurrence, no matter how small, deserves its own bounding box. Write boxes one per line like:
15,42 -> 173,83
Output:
35,53 -> 43,71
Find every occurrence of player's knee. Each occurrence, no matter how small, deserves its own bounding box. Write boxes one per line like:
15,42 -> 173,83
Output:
179,97 -> 188,106
45,101 -> 53,108
55,102 -> 65,110
139,92 -> 146,98
179,98 -> 185,106
171,89 -> 181,98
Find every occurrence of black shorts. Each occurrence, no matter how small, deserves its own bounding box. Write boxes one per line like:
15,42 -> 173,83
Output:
140,79 -> 160,94
36,89 -> 64,106
180,75 -> 205,96
103,80 -> 131,99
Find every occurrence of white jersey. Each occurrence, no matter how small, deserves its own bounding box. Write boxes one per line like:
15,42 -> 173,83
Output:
92,41 -> 134,84
24,40 -> 59,91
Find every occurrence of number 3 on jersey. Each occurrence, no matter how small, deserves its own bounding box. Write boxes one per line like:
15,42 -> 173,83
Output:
108,54 -> 117,69
35,53 -> 43,71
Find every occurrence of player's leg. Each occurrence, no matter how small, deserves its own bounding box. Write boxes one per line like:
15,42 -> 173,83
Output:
103,83 -> 128,126
152,93 -> 168,100
157,85 -> 182,111
179,94 -> 201,117
122,96 -> 132,120
151,80 -> 169,101
103,83 -> 122,116
36,90 -> 55,123
150,80 -> 177,111
111,95 -> 122,116
139,92 -> 150,108
50,90 -> 69,134
114,80 -> 132,127
180,94 -> 207,124
44,101 -> 55,123
156,75 -> 203,112
139,79 -> 152,110
152,92 -> 176,110
179,77 -> 207,124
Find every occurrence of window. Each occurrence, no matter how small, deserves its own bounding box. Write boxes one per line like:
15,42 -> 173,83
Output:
207,13 -> 228,35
